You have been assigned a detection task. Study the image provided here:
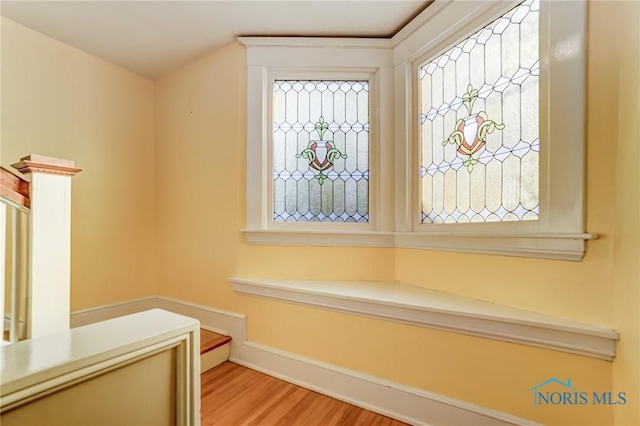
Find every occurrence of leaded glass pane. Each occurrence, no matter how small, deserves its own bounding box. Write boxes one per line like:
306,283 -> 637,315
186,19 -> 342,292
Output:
273,80 -> 369,222
418,0 -> 539,224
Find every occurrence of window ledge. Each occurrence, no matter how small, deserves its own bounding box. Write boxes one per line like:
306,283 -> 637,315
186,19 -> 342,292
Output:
394,232 -> 597,261
241,229 -> 597,261
229,277 -> 617,361
242,229 -> 395,248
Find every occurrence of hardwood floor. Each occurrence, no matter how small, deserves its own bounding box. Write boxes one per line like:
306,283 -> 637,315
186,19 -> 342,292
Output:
201,362 -> 407,426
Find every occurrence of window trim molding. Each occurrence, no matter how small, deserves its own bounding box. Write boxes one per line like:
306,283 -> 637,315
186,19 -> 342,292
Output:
241,229 -> 595,261
240,37 -> 395,238
239,0 -> 596,261
242,229 -> 395,248
392,0 -> 593,258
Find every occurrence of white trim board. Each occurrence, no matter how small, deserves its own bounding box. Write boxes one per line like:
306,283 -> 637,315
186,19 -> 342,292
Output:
68,296 -> 539,426
232,342 -> 540,426
241,230 -> 595,261
2,309 -> 201,425
71,296 -> 246,355
155,297 -> 246,355
71,297 -> 158,328
229,278 -> 618,361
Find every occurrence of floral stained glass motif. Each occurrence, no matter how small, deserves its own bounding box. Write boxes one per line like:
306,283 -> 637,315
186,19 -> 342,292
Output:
296,116 -> 347,185
419,0 -> 540,224
273,80 -> 369,222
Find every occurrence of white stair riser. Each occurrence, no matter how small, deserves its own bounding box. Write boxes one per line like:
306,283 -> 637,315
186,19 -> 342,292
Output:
201,344 -> 230,373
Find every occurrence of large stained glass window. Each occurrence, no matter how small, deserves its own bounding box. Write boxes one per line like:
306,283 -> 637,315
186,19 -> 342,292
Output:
418,0 -> 539,224
273,80 -> 369,223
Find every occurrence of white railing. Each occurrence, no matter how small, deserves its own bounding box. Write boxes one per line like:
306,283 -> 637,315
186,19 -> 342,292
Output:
1,155 -> 82,344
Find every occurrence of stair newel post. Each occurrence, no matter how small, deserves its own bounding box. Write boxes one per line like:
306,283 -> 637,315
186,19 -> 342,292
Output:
11,155 -> 82,338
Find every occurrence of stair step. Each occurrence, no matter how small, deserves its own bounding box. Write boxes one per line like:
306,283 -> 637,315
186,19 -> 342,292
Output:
200,329 -> 232,355
200,329 -> 231,373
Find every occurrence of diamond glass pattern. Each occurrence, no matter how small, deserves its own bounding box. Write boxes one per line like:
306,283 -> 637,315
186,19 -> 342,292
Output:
273,80 -> 369,222
418,0 -> 539,224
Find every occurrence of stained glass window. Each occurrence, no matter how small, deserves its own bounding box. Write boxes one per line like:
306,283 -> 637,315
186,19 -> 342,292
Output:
418,0 -> 539,224
273,80 -> 369,222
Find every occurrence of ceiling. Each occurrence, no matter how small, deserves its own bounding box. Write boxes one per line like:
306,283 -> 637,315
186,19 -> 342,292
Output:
1,1 -> 430,79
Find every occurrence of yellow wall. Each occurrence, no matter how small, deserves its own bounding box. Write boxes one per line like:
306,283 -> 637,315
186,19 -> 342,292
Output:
1,18 -> 158,310
153,6 -> 634,421
610,1 -> 640,426
3,2 -> 638,424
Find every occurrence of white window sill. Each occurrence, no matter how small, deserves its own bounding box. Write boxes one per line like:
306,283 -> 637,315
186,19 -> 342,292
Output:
242,229 -> 395,248
241,229 -> 597,261
229,277 -> 618,361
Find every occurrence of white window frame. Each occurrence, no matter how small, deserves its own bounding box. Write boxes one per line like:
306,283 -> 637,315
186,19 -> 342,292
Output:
240,38 -> 395,247
240,0 -> 595,261
392,0 -> 593,260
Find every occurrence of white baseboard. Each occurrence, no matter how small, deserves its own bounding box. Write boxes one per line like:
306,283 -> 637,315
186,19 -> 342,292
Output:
70,296 -> 539,426
71,297 -> 158,328
231,342 -> 540,426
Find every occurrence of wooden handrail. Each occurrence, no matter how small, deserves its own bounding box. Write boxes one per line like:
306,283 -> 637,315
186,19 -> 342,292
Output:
1,167 -> 30,209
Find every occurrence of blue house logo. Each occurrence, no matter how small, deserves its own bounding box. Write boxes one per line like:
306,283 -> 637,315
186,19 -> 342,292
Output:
529,378 -> 578,407
529,378 -> 627,407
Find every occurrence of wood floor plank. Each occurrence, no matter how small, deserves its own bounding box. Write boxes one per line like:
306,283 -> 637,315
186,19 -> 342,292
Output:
201,362 -> 407,426
316,400 -> 349,425
245,387 -> 308,425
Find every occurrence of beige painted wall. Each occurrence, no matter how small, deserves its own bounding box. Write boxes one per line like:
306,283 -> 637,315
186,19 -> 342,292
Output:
1,18 -> 158,310
153,5 -> 638,422
610,1 -> 640,425
3,4 -> 638,425
1,349 -> 176,426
